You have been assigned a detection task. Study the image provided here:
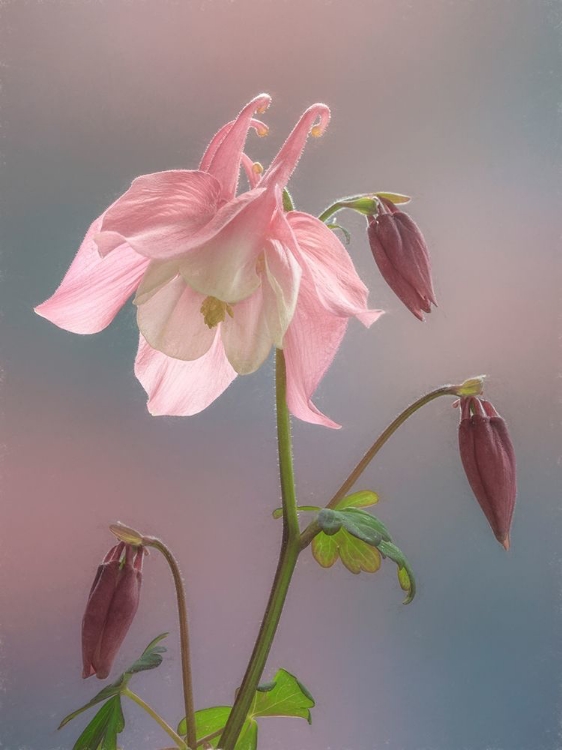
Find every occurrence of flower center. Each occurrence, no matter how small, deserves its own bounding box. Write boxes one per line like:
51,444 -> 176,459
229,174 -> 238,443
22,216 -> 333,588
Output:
200,296 -> 234,329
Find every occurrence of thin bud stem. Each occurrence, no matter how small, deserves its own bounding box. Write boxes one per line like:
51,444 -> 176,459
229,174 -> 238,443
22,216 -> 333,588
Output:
123,687 -> 188,749
300,385 -> 456,550
143,537 -> 197,750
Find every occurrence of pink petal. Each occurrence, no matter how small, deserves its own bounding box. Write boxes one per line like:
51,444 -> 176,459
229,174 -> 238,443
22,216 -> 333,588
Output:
263,234 -> 302,346
134,259 -> 180,306
199,116 -> 269,176
135,334 -> 237,416
283,272 -> 348,429
287,212 -> 383,325
262,103 -> 330,191
204,94 -> 271,202
220,285 -> 273,375
35,217 -> 149,334
178,184 -> 277,303
136,277 -> 215,361
99,170 -> 223,259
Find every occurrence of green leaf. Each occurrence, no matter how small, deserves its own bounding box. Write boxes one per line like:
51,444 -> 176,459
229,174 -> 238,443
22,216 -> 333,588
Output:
178,705 -> 231,741
378,540 -> 417,604
256,680 -> 277,693
272,505 -> 320,520
179,670 -> 315,748
59,678 -> 126,729
317,508 -> 343,536
72,696 -> 124,750
124,632 -> 168,676
334,490 -> 379,510
59,635 -> 168,730
326,222 -> 351,245
178,709 -> 256,750
312,531 -> 339,568
317,508 -> 391,546
250,669 -> 315,724
339,508 -> 392,543
236,719 -> 258,750
375,191 -> 411,205
338,530 -> 382,574
311,511 -> 416,599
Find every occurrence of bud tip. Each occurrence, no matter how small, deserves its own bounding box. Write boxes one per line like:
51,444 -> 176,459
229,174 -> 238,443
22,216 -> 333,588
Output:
109,523 -> 144,546
453,375 -> 486,398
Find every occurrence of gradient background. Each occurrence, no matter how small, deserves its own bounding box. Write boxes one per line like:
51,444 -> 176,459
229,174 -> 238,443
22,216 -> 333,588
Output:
1,1 -> 561,748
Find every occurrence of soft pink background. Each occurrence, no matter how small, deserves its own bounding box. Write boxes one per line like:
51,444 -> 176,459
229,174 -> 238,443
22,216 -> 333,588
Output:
1,1 -> 561,748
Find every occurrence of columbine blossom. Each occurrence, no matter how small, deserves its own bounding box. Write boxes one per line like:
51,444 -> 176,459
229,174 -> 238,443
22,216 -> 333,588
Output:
36,95 -> 381,428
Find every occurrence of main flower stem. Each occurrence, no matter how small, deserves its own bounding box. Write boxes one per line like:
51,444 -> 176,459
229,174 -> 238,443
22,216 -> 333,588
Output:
219,350 -> 300,750
144,537 -> 197,750
123,688 -> 188,749
299,385 -> 455,549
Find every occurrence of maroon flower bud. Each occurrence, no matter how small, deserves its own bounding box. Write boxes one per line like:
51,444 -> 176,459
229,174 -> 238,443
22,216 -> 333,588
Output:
367,198 -> 437,320
82,543 -> 144,679
458,397 -> 516,549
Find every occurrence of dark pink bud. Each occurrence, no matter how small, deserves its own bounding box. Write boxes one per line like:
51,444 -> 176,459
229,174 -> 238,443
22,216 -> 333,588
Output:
81,543 -> 144,679
458,397 -> 516,549
367,199 -> 437,320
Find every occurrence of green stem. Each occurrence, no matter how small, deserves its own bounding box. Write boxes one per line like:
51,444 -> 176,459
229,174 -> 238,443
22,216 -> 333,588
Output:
318,194 -> 372,224
300,385 -> 455,550
318,200 -> 346,224
123,688 -> 188,749
219,350 -> 301,750
143,537 -> 197,750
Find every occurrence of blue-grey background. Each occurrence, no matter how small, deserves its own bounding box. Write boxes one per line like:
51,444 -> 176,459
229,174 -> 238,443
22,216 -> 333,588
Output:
1,1 -> 561,748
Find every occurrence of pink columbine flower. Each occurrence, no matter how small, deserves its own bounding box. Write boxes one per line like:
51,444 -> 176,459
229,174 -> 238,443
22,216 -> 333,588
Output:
458,396 -> 517,549
36,95 -> 381,428
82,543 -> 144,679
367,198 -> 436,320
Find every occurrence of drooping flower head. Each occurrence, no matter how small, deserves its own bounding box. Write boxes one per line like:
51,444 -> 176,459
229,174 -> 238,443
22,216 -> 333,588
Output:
82,543 -> 144,679
368,197 -> 436,320
36,95 -> 382,428
458,396 -> 517,549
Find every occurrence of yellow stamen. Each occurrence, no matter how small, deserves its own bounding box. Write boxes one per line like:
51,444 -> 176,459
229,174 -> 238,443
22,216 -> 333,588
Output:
252,161 -> 264,174
310,125 -> 323,137
200,297 -> 234,328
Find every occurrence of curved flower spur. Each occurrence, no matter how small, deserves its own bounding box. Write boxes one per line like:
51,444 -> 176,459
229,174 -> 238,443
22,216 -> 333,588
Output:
36,95 -> 381,428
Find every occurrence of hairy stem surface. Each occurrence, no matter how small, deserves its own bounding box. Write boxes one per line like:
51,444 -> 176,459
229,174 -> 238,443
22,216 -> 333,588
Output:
219,350 -> 300,750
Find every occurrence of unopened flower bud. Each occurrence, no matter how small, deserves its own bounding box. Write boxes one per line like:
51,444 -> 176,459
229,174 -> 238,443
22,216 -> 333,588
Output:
458,397 -> 516,549
367,198 -> 437,320
82,543 -> 144,679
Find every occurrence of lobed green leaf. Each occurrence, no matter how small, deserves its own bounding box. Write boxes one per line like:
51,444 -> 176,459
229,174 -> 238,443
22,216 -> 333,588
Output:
272,505 -> 321,520
59,634 -> 168,731
125,632 -> 168,676
334,490 -> 379,510
338,530 -> 382,574
250,669 -> 315,724
312,530 -> 339,568
72,695 -> 124,750
179,669 -> 315,749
